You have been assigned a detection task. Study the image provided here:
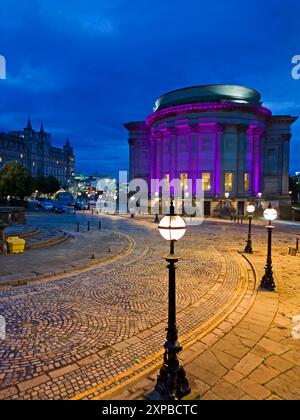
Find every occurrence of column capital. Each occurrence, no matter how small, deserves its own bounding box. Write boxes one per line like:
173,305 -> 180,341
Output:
281,133 -> 292,141
252,127 -> 265,137
167,127 -> 177,136
237,124 -> 248,134
215,123 -> 225,134
154,131 -> 163,139
189,124 -> 201,134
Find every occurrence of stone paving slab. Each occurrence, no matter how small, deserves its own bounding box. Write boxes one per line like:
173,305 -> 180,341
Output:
108,222 -> 300,401
0,229 -> 129,286
1,214 -> 300,400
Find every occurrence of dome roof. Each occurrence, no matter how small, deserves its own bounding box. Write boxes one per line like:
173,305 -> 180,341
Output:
154,84 -> 261,111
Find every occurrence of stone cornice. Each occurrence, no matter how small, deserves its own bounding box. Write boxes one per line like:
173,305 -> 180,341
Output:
270,116 -> 298,125
146,101 -> 272,126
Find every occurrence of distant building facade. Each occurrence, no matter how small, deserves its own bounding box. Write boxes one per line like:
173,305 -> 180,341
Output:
125,84 -> 298,218
0,118 -> 75,187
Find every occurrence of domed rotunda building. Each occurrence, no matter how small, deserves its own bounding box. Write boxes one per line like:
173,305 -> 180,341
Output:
125,84 -> 297,218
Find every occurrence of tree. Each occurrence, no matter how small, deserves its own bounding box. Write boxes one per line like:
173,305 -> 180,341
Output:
34,176 -> 49,194
34,175 -> 60,195
289,176 -> 300,204
0,161 -> 34,200
47,176 -> 60,195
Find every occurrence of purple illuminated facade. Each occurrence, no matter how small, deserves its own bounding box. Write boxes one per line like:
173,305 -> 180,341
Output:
125,85 -> 297,218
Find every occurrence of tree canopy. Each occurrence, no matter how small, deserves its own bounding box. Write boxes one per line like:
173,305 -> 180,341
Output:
34,175 -> 60,195
0,161 -> 34,199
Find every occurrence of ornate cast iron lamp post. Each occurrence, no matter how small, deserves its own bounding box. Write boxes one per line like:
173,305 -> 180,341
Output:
147,200 -> 191,400
224,192 -> 230,215
244,204 -> 255,254
260,203 -> 278,291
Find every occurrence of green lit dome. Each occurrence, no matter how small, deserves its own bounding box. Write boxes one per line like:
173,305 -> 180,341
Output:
154,84 -> 262,111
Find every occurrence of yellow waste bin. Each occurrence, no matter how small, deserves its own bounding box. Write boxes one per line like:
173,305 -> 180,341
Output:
6,236 -> 26,254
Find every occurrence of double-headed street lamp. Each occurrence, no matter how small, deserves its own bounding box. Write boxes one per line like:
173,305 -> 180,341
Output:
147,200 -> 191,400
244,204 -> 256,254
260,203 -> 278,291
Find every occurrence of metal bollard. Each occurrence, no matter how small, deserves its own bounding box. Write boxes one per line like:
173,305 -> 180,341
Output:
296,238 -> 299,252
77,223 -> 80,233
88,222 -> 90,232
92,209 -> 94,215
99,221 -> 102,231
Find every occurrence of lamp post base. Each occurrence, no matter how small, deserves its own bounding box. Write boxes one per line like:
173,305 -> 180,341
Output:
260,274 -> 276,291
146,351 -> 191,401
244,240 -> 253,254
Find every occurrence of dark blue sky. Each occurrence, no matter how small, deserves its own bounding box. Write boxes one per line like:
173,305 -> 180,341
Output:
0,0 -> 300,175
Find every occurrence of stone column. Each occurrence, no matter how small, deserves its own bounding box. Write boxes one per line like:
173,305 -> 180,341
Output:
215,123 -> 225,197
252,128 -> 264,196
281,134 -> 291,195
189,125 -> 200,195
237,125 -> 247,196
128,139 -> 135,180
155,131 -> 163,181
150,131 -> 157,193
246,127 -> 253,195
167,127 -> 177,184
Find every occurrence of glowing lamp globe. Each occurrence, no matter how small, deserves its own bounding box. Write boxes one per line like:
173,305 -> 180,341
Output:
225,192 -> 230,199
247,204 -> 256,214
264,207 -> 277,222
159,215 -> 186,242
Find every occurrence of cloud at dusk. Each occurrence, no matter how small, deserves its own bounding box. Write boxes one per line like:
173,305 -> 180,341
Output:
0,0 -> 299,175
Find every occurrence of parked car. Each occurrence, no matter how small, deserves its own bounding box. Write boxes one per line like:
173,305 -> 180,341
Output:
41,200 -> 54,211
52,205 -> 65,214
36,197 -> 47,209
74,202 -> 87,211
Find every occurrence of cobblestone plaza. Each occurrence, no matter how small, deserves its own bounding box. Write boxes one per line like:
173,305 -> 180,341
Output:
0,212 -> 299,400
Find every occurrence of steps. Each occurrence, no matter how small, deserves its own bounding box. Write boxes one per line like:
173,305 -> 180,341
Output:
5,226 -> 70,250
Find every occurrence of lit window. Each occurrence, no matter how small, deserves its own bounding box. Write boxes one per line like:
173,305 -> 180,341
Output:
225,173 -> 233,191
202,173 -> 211,191
180,173 -> 188,189
244,173 -> 250,192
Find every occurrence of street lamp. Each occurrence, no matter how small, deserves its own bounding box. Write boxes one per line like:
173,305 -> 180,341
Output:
244,204 -> 255,254
257,192 -> 263,211
260,203 -> 278,291
224,192 -> 230,214
147,200 -> 190,400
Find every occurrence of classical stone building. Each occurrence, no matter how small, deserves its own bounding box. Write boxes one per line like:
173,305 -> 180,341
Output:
0,118 -> 75,187
125,84 -> 297,218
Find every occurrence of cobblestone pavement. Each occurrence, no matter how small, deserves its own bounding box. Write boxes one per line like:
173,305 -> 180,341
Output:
0,214 -> 298,400
108,219 -> 300,401
0,212 -> 130,285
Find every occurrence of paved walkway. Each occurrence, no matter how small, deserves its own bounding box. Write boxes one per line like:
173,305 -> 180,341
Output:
0,212 -> 129,286
0,214 -> 299,400
107,220 -> 300,401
